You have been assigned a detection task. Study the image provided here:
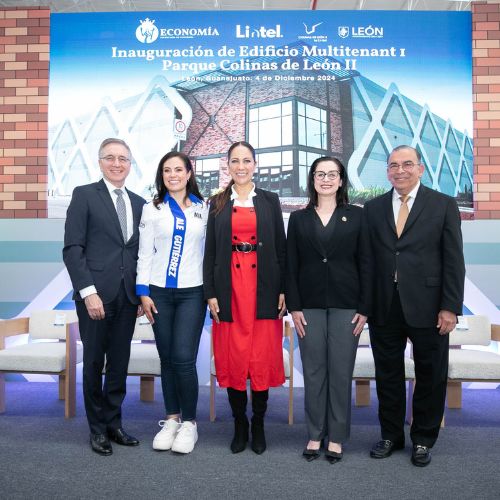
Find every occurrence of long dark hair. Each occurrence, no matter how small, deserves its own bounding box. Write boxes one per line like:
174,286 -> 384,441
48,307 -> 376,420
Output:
152,151 -> 204,208
306,156 -> 349,209
210,141 -> 256,215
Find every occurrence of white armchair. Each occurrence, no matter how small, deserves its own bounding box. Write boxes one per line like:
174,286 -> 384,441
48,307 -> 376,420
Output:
127,318 -> 161,401
447,315 -> 500,408
0,310 -> 81,418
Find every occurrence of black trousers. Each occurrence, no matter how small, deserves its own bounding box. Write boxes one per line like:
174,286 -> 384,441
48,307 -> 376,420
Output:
369,288 -> 449,448
76,281 -> 137,435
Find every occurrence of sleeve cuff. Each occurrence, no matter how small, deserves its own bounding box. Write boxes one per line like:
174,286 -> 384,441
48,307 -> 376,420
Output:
79,285 -> 97,299
136,284 -> 150,296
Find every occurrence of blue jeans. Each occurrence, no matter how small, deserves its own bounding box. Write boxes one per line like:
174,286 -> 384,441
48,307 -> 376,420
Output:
149,285 -> 206,421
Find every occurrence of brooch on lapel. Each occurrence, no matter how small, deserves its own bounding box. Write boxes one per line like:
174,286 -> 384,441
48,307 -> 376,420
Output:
341,216 -> 347,222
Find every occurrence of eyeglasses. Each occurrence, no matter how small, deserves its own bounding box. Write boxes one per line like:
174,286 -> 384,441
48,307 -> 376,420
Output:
387,161 -> 420,171
100,155 -> 131,164
314,170 -> 340,180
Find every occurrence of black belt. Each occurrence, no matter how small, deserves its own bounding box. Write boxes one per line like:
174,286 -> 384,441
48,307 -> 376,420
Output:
232,242 -> 257,253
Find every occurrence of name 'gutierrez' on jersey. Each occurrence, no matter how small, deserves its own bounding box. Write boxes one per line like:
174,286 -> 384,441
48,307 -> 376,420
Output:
136,197 -> 209,295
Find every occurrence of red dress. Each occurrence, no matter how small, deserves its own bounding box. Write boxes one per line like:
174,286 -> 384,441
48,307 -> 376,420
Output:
212,206 -> 285,391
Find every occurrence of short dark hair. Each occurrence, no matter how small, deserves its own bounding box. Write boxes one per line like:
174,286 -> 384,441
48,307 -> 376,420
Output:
153,151 -> 203,208
306,156 -> 349,209
98,138 -> 131,159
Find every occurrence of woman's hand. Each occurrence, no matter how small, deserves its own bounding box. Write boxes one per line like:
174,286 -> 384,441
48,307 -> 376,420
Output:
291,310 -> 307,338
140,296 -> 158,325
352,313 -> 367,336
278,293 -> 286,319
208,297 -> 220,324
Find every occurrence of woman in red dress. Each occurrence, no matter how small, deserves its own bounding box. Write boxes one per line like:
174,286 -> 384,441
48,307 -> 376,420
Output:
203,141 -> 287,454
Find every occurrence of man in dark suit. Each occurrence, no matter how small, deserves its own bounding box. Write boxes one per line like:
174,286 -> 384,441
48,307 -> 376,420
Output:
362,145 -> 465,467
63,138 -> 145,455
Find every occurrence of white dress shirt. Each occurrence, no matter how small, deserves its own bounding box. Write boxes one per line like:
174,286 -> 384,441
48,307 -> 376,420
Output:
392,181 -> 420,225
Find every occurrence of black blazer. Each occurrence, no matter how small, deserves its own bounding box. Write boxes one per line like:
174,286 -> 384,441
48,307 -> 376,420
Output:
63,179 -> 145,305
286,204 -> 369,315
362,184 -> 465,328
203,188 -> 286,322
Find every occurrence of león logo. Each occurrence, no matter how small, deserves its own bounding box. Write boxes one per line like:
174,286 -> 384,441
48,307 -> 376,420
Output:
303,22 -> 322,35
136,18 -> 159,44
338,26 -> 349,38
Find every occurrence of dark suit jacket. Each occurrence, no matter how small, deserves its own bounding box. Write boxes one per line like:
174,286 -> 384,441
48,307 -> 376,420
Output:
203,188 -> 286,322
286,204 -> 370,315
362,184 -> 465,328
63,179 -> 145,305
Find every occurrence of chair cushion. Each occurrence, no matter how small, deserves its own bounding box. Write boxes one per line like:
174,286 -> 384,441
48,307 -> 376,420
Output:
448,349 -> 500,379
210,348 -> 291,379
132,319 -> 155,341
449,315 -> 491,346
353,347 -> 415,379
0,341 -> 83,372
29,309 -> 79,340
128,343 -> 161,375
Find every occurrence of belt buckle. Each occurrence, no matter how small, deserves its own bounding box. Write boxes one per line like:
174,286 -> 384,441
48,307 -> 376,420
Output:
237,242 -> 252,253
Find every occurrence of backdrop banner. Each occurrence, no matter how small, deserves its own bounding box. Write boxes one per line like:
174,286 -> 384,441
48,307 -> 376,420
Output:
49,10 -> 472,217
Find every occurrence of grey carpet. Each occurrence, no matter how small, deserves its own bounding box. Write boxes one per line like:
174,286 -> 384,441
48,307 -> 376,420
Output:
0,383 -> 499,499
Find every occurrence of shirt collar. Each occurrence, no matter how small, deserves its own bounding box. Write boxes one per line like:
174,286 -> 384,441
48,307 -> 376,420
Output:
230,183 -> 257,201
393,181 -> 420,202
102,177 -> 126,197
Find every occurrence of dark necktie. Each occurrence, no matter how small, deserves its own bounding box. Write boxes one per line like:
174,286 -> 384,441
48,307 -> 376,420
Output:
114,189 -> 127,241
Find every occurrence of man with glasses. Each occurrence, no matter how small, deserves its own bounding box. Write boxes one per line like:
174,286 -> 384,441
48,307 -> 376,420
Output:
362,145 -> 465,467
63,138 -> 145,455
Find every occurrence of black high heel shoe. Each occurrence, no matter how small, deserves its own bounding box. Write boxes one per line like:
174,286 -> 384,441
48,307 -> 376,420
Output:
302,447 -> 321,462
302,439 -> 323,462
325,449 -> 343,464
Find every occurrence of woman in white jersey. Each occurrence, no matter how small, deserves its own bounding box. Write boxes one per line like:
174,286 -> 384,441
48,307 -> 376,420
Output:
136,151 -> 208,454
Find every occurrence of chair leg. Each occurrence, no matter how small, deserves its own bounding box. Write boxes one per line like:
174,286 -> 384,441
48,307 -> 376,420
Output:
355,380 -> 370,406
140,376 -> 155,401
59,374 -> 65,400
447,380 -> 462,409
210,374 -> 216,422
406,379 -> 414,425
288,381 -> 293,425
0,373 -> 5,413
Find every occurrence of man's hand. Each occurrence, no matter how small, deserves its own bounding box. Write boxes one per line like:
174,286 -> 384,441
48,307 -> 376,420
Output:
84,293 -> 105,320
437,309 -> 457,335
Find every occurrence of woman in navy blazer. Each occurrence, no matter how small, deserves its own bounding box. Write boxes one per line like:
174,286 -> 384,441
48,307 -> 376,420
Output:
286,156 -> 369,463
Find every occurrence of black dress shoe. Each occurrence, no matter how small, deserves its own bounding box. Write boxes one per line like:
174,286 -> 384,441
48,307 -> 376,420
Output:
302,447 -> 321,462
370,439 -> 404,459
411,444 -> 431,467
325,450 -> 343,464
107,428 -> 140,446
90,433 -> 113,456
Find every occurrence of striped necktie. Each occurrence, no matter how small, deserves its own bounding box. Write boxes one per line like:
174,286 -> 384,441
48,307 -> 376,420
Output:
114,189 -> 127,241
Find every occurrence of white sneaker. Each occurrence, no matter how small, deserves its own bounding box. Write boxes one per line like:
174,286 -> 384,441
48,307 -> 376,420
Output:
152,419 -> 180,451
171,421 -> 198,454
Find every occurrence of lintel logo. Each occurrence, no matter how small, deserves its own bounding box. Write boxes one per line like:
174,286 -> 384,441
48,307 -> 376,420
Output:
236,24 -> 283,38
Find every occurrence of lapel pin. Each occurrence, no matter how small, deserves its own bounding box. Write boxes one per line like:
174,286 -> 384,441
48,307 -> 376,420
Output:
342,216 -> 347,222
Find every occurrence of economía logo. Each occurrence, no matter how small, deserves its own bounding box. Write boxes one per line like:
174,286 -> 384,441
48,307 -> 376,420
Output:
136,18 -> 159,44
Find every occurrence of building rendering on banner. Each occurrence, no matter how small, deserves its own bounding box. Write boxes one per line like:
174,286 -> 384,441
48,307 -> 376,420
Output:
49,43 -> 473,214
